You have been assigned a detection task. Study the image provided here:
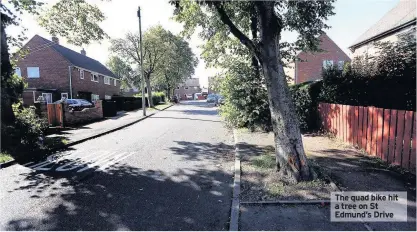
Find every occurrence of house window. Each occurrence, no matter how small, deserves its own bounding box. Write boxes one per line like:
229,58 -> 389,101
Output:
322,60 -> 333,69
80,70 -> 84,79
114,79 -> 117,86
105,95 -> 111,100
15,67 -> 21,77
91,94 -> 100,101
185,86 -> 188,89
42,93 -> 52,103
176,86 -> 180,89
91,73 -> 99,82
61,93 -> 69,99
104,76 -> 110,85
194,86 -> 198,90
338,61 -> 345,70
27,67 -> 40,78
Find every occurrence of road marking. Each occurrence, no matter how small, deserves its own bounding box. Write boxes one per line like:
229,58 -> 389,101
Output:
25,151 -> 135,174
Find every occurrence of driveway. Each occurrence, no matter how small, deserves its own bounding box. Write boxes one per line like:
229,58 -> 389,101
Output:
0,100 -> 234,230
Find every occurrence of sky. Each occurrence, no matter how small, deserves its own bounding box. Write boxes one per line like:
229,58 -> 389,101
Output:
6,0 -> 401,88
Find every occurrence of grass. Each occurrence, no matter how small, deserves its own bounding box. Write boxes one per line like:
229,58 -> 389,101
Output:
0,152 -> 13,164
151,102 -> 172,110
251,153 -> 275,170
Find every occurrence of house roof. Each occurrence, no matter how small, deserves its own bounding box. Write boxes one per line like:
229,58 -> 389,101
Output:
37,35 -> 118,79
349,0 -> 416,49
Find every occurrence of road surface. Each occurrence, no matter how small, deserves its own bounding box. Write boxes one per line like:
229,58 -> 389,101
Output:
0,100 -> 234,230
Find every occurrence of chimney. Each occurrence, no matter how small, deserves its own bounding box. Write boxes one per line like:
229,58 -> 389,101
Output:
81,48 -> 86,56
51,36 -> 59,44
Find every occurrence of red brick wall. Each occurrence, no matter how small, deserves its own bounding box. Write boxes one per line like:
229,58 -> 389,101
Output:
295,34 -> 351,84
16,35 -> 72,96
71,67 -> 121,99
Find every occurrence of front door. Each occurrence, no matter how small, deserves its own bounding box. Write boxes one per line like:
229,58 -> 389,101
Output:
42,93 -> 53,103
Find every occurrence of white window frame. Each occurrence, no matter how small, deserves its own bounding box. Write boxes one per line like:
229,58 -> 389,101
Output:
80,70 -> 84,79
105,95 -> 111,100
114,79 -> 117,86
91,94 -> 100,101
91,73 -> 99,82
15,67 -> 21,77
27,67 -> 40,78
104,76 -> 110,85
322,60 -> 333,69
61,93 -> 68,99
42,93 -> 52,103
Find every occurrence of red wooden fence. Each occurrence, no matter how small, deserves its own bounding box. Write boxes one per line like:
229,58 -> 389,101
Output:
319,103 -> 416,173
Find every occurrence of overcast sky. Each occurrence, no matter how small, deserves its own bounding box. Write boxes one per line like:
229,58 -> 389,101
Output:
6,0 -> 400,88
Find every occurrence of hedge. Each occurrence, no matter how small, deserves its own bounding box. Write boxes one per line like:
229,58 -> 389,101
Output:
289,80 -> 323,132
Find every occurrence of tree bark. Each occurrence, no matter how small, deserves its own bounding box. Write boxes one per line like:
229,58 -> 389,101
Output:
256,2 -> 311,183
1,19 -> 16,125
145,76 -> 153,107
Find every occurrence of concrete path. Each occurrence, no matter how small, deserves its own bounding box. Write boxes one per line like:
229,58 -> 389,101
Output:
0,100 -> 234,230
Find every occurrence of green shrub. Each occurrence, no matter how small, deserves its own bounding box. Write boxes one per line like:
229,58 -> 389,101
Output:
2,103 -> 48,155
153,92 -> 166,103
289,81 -> 322,132
320,33 -> 415,111
218,60 -> 272,132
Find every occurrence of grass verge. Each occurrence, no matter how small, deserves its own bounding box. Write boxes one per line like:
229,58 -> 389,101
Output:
0,152 -> 14,164
240,148 -> 336,202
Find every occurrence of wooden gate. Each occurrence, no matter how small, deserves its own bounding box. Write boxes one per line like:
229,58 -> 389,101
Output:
47,103 -> 64,127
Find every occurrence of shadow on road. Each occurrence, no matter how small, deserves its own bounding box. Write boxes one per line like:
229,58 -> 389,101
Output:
4,140 -> 240,231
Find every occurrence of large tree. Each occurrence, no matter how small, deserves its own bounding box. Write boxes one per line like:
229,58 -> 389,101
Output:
172,0 -> 335,183
106,56 -> 138,92
110,25 -> 173,107
1,0 -> 107,125
153,31 -> 198,97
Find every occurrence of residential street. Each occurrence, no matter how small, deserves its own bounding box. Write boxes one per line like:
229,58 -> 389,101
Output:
0,101 -> 235,230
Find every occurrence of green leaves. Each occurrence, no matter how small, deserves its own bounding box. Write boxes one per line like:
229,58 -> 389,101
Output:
38,0 -> 107,46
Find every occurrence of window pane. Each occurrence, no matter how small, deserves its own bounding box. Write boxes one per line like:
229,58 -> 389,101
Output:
27,67 -> 40,78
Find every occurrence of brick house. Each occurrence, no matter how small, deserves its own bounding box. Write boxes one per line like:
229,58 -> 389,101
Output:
15,35 -> 120,105
349,0 -> 416,58
174,78 -> 202,100
284,33 -> 351,84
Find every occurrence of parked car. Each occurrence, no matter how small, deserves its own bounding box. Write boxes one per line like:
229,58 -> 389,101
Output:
216,95 -> 224,106
206,94 -> 218,103
54,99 -> 93,110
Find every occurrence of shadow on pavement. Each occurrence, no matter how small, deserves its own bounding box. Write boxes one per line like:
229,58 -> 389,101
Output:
150,116 -> 221,123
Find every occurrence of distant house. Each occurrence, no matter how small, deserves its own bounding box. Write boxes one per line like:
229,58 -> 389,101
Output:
15,35 -> 120,105
349,0 -> 416,58
174,78 -> 201,100
285,33 -> 350,84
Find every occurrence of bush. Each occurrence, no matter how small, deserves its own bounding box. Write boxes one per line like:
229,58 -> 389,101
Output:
320,33 -> 416,111
153,92 -> 166,103
289,81 -> 323,132
2,104 -> 48,154
218,60 -> 272,132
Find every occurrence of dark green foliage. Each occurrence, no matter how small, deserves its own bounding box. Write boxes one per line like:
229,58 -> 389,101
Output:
152,92 -> 166,105
102,100 -> 117,117
320,33 -> 416,111
289,81 -> 323,132
2,104 -> 48,155
218,59 -> 272,132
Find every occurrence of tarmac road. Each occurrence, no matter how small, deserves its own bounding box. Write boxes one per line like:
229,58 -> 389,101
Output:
0,100 -> 235,230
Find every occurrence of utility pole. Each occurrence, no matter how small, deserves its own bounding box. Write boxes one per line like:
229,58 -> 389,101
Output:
137,6 -> 146,116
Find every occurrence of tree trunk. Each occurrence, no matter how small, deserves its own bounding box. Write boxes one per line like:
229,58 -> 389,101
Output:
257,2 -> 312,183
145,76 -> 153,107
1,20 -> 16,125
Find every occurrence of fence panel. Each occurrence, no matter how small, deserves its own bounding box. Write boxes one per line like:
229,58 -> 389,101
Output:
47,103 -> 64,127
318,103 -> 415,172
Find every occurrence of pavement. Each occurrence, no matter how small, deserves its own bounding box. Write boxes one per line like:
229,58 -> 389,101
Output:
0,100 -> 235,230
235,130 -> 416,231
46,105 -> 171,145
